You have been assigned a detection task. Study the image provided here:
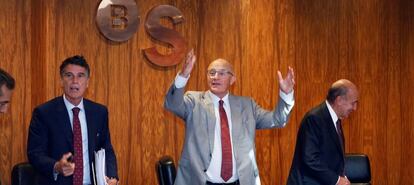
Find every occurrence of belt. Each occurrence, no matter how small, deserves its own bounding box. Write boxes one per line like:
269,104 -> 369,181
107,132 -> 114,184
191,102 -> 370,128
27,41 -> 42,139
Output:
206,180 -> 240,185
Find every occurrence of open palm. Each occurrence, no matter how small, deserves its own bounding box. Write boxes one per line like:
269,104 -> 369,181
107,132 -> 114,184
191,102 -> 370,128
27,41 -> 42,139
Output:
277,66 -> 295,94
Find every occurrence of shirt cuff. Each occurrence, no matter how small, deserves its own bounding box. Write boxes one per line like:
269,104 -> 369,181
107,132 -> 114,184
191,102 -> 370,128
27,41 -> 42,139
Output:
336,176 -> 340,185
174,73 -> 190,88
53,163 -> 59,181
279,90 -> 294,105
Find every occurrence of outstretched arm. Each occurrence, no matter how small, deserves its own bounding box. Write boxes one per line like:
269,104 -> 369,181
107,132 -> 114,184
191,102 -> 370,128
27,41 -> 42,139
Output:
165,49 -> 197,120
255,67 -> 295,129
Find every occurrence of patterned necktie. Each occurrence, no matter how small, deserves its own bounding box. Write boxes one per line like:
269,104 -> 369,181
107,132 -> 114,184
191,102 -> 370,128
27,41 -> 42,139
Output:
219,100 -> 232,182
336,119 -> 345,151
72,107 -> 83,185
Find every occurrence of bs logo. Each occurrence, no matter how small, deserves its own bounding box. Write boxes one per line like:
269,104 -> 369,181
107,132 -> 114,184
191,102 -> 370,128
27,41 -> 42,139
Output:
96,0 -> 187,67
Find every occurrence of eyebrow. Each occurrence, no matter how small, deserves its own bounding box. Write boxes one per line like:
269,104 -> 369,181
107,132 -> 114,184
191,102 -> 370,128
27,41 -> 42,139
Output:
63,72 -> 87,75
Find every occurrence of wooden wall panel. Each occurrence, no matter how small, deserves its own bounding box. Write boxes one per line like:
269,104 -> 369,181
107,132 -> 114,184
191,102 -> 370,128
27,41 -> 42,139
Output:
0,0 -> 31,184
383,0 -> 401,184
0,0 -> 413,185
273,0 -> 297,183
400,0 -> 414,183
239,1 -> 275,184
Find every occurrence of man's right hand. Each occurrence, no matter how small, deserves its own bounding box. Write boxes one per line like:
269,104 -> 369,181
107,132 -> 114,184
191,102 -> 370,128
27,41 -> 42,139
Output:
337,176 -> 351,185
54,152 -> 75,176
179,49 -> 196,78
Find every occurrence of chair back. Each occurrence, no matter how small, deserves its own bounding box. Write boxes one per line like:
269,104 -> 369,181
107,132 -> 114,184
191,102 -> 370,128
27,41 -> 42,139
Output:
345,153 -> 371,185
11,162 -> 39,185
157,156 -> 176,185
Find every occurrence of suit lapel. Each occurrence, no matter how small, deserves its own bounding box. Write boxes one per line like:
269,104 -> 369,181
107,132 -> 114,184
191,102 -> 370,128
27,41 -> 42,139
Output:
57,97 -> 74,147
202,92 -> 216,154
84,99 -> 97,159
229,95 -> 242,148
321,103 -> 344,155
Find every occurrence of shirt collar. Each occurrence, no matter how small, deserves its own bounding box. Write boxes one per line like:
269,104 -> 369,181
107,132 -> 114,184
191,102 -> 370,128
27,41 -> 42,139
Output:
325,100 -> 339,123
63,94 -> 85,112
208,91 -> 230,107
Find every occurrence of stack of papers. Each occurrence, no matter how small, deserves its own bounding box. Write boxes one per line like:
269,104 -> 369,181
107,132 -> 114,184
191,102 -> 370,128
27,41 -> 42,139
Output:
94,148 -> 107,185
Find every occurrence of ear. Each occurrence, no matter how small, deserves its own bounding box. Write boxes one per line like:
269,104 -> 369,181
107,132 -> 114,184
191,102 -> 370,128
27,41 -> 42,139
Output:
86,77 -> 90,87
336,95 -> 346,105
230,75 -> 236,85
60,78 -> 64,88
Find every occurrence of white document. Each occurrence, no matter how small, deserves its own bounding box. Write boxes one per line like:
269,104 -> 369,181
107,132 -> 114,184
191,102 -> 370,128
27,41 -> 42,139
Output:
94,148 -> 107,185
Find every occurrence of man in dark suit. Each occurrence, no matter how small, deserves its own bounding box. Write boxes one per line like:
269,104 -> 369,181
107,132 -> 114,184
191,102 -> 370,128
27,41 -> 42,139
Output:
0,68 -> 15,113
287,79 -> 359,185
27,55 -> 118,185
164,50 -> 295,185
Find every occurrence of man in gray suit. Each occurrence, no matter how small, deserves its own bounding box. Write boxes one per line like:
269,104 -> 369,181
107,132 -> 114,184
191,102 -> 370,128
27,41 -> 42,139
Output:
164,50 -> 295,185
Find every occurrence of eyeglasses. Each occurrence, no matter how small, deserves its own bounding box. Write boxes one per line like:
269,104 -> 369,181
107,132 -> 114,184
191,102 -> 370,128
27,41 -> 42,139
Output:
207,69 -> 233,78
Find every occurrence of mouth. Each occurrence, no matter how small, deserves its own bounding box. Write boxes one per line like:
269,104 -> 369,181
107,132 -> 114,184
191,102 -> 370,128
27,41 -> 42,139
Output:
70,86 -> 80,91
211,81 -> 221,86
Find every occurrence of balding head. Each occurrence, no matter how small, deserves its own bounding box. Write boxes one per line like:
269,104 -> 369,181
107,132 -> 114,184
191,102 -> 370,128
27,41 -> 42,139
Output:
327,79 -> 359,119
207,58 -> 234,75
326,79 -> 357,103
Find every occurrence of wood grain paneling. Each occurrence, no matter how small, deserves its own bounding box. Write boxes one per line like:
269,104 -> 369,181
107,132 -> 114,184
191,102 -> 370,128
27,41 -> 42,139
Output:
400,0 -> 414,183
0,0 -> 413,184
0,0 -> 32,184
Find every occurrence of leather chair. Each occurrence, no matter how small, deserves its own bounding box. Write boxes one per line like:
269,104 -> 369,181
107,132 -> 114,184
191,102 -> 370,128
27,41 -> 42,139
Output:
11,162 -> 39,185
345,153 -> 371,185
156,156 -> 176,185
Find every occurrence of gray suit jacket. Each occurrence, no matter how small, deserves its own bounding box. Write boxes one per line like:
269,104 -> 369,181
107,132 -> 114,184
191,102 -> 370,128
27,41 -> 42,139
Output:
164,85 -> 294,185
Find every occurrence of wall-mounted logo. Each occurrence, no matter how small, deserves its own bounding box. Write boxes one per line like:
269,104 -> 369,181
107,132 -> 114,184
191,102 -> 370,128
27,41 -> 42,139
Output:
96,0 -> 139,42
143,5 -> 187,67
96,2 -> 187,67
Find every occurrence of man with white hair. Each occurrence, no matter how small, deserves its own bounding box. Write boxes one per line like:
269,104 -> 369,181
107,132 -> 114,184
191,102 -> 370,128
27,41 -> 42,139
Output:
164,50 -> 295,185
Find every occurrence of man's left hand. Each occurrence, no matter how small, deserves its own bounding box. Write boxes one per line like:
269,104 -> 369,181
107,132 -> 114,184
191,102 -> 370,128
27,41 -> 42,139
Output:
277,66 -> 295,94
106,176 -> 118,185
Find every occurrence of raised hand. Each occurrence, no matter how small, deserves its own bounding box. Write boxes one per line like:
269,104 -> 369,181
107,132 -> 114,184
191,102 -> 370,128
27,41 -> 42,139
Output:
179,49 -> 196,78
277,66 -> 295,94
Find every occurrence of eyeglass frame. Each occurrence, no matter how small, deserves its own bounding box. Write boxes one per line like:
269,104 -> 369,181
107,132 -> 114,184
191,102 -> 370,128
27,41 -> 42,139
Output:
207,69 -> 234,78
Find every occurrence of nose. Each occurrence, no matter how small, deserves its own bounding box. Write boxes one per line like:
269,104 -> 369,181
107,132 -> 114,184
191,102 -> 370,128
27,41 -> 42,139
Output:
72,76 -> 79,83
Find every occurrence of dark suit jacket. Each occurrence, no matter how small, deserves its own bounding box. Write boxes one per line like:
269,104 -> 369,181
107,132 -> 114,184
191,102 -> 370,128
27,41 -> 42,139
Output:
287,102 -> 344,185
27,96 -> 118,185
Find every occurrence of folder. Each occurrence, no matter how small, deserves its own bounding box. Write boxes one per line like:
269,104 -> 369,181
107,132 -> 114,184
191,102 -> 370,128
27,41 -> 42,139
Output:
93,148 -> 107,185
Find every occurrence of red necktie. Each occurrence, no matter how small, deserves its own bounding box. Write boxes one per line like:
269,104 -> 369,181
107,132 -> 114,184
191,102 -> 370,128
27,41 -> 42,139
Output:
72,107 -> 83,185
219,100 -> 232,182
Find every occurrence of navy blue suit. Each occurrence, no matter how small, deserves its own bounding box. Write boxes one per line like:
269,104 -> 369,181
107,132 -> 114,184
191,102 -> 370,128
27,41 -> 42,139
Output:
27,96 -> 118,185
287,102 -> 344,185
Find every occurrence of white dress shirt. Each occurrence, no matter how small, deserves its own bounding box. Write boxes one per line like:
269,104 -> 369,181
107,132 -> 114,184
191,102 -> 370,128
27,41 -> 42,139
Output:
325,100 -> 343,185
326,101 -> 339,133
63,94 -> 91,185
205,92 -> 239,183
